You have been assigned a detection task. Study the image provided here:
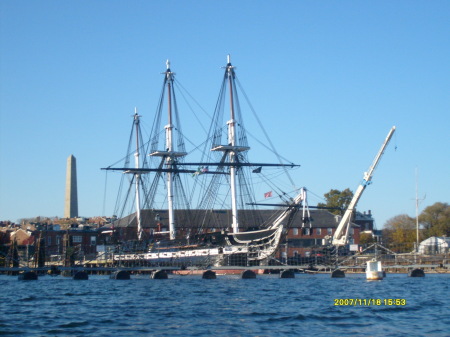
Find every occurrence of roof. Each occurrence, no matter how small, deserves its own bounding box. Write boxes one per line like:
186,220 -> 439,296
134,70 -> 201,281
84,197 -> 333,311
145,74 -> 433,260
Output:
418,236 -> 450,254
10,229 -> 34,245
419,236 -> 450,245
355,211 -> 374,221
110,209 -> 359,230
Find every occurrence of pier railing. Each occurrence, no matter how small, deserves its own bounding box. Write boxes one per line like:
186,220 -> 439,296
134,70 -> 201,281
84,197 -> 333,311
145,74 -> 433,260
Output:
1,242 -> 448,274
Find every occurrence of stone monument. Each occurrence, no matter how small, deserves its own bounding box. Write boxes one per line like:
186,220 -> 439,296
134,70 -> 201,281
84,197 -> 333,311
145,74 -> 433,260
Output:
64,154 -> 78,218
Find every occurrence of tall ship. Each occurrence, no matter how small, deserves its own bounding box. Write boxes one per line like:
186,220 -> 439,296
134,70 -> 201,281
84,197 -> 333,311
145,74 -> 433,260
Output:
103,56 -> 309,268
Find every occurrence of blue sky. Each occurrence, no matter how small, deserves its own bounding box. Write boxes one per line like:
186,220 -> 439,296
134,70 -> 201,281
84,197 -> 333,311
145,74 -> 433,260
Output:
1,1 -> 449,229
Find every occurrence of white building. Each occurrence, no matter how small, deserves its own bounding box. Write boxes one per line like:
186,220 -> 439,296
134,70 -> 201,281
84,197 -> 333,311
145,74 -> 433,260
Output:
418,237 -> 450,254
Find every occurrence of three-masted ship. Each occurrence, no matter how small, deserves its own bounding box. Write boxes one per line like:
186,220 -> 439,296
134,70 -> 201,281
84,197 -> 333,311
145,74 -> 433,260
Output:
104,56 -> 309,267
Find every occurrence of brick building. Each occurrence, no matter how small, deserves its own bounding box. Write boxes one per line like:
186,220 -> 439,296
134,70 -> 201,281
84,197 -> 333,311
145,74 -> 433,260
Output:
36,225 -> 99,260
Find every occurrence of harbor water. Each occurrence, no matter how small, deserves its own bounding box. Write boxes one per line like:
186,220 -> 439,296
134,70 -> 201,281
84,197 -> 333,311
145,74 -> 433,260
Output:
0,273 -> 448,336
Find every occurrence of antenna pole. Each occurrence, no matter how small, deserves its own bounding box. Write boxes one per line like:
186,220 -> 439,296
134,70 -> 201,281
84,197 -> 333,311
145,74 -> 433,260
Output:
415,168 -> 420,252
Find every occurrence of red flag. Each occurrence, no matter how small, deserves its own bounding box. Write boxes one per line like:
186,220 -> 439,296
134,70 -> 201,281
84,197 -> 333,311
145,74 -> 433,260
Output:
264,191 -> 272,198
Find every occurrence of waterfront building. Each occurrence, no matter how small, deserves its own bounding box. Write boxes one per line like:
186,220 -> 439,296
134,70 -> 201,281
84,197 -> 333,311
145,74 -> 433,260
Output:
354,210 -> 375,232
418,236 -> 450,254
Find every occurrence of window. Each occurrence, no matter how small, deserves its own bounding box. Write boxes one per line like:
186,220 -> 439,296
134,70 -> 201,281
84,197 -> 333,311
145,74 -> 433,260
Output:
350,228 -> 354,235
316,228 -> 321,235
289,239 -> 315,247
304,228 -> 310,235
293,228 -> 299,235
327,228 -> 333,235
72,236 -> 82,243
90,236 -> 96,245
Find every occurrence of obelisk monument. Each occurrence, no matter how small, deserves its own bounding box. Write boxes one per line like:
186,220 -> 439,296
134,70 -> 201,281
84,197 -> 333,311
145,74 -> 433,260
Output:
64,154 -> 78,218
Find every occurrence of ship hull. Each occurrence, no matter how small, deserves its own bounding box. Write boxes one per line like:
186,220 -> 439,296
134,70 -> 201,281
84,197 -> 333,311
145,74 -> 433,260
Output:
113,227 -> 283,267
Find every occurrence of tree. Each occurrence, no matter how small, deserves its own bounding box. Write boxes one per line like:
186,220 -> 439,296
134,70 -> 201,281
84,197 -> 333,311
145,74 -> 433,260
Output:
383,214 -> 417,252
419,202 -> 450,237
317,188 -> 353,215
359,232 -> 376,245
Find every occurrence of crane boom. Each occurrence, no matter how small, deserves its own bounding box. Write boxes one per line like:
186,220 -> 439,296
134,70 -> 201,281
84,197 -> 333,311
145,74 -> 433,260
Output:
331,126 -> 396,246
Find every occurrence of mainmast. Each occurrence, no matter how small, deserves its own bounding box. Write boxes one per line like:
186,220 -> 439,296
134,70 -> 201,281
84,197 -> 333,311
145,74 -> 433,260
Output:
133,108 -> 143,241
149,60 -> 186,240
165,61 -> 176,240
226,56 -> 240,233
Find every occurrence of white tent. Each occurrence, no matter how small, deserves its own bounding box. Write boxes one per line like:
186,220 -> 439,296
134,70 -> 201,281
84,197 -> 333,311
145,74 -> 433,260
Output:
418,237 -> 450,254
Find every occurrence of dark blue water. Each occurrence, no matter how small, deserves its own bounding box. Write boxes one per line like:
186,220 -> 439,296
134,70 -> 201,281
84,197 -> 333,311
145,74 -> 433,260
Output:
0,273 -> 448,336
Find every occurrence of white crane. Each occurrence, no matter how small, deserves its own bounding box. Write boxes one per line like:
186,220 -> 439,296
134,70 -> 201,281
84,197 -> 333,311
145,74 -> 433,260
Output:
328,126 -> 396,247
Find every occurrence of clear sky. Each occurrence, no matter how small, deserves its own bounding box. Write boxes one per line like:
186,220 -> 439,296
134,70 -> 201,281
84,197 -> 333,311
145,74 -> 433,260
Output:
1,1 -> 449,229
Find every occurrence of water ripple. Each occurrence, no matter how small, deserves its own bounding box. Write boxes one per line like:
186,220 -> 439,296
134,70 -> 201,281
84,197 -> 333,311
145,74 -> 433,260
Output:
0,273 -> 448,336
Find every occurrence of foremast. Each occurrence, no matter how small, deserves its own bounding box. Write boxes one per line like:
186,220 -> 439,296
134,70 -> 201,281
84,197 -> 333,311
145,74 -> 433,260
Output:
211,55 -> 250,233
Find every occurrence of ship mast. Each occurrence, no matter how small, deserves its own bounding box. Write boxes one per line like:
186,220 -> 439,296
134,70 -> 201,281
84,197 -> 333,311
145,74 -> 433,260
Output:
149,60 -> 187,240
226,56 -> 240,233
210,55 -> 250,233
164,60 -> 176,240
133,108 -> 143,240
